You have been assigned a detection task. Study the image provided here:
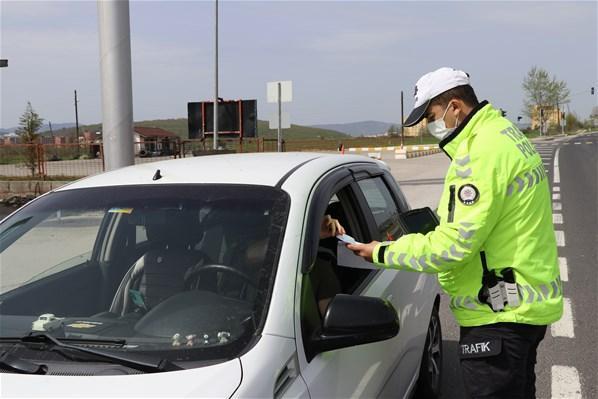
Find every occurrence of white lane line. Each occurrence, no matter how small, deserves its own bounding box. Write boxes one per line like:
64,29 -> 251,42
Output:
551,297 -> 574,338
553,193 -> 561,200
553,147 -> 560,183
553,213 -> 563,224
553,202 -> 562,211
558,257 -> 568,282
574,142 -> 581,145
551,365 -> 581,398
555,230 -> 565,246
553,186 -> 560,192
586,141 -> 593,144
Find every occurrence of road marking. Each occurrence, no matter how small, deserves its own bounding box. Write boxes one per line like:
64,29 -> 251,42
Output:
574,142 -> 581,145
553,147 -> 560,183
558,257 -> 568,282
554,230 -> 565,246
553,213 -> 563,224
553,186 -> 560,192
552,193 -> 560,200
553,202 -> 562,211
551,365 -> 581,398
563,142 -> 570,145
551,297 -> 574,338
586,141 -> 593,144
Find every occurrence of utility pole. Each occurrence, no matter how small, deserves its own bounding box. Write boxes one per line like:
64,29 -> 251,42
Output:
277,82 -> 282,152
74,90 -> 80,151
213,0 -> 219,150
49,121 -> 58,159
400,90 -> 405,148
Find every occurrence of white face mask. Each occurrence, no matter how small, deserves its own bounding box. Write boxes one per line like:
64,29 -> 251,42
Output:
427,102 -> 458,140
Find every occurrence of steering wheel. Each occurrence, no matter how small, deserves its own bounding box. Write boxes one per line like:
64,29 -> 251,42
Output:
184,264 -> 258,293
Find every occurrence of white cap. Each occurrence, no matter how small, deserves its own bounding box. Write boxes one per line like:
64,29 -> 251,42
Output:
403,67 -> 470,127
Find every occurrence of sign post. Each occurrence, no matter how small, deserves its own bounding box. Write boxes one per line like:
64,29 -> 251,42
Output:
267,80 -> 292,152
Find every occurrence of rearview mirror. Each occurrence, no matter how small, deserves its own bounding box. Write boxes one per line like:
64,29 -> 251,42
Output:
399,207 -> 439,235
307,294 -> 399,360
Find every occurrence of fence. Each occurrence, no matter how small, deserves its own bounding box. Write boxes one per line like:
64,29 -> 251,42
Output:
0,139 -> 274,179
180,137 -> 280,156
0,142 -> 176,180
0,136 -> 439,180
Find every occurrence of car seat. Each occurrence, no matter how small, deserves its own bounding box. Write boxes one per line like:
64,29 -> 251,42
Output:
109,208 -> 206,315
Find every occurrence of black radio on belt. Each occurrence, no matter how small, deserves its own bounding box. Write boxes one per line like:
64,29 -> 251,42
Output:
478,252 -> 520,312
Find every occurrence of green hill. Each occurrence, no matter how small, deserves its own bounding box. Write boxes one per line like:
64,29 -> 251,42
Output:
45,118 -> 348,140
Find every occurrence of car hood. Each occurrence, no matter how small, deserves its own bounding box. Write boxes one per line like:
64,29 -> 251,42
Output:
0,358 -> 242,397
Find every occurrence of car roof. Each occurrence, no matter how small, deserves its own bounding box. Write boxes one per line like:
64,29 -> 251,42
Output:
59,152 -> 386,191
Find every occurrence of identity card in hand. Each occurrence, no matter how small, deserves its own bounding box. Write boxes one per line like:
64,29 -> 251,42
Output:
336,234 -> 359,244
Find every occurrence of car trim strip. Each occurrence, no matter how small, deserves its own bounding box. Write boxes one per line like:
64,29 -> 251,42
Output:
275,157 -> 321,188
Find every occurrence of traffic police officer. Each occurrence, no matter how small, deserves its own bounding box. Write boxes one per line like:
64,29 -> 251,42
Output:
348,67 -> 563,399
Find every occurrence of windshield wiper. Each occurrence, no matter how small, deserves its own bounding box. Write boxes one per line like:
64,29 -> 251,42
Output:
0,351 -> 47,374
0,333 -> 181,374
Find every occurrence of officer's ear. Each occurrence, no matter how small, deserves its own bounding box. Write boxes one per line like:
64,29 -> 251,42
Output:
450,99 -> 466,121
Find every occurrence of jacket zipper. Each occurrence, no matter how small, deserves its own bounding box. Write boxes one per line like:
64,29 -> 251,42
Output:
448,185 -> 456,223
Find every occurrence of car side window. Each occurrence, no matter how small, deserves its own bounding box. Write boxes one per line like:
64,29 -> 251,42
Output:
357,177 -> 404,241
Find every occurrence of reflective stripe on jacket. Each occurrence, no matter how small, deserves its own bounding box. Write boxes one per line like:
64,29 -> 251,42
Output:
372,101 -> 563,327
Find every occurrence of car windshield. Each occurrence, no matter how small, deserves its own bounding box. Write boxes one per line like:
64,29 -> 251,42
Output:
0,184 -> 289,362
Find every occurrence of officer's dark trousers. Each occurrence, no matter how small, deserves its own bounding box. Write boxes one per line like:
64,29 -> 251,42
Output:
459,322 -> 547,399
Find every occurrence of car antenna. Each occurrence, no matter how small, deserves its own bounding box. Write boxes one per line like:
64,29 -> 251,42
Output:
152,169 -> 162,181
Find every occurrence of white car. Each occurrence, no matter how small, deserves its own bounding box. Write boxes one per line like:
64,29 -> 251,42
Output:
0,153 -> 442,398
31,313 -> 64,332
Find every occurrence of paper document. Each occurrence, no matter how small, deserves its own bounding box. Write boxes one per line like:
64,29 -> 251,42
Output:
336,242 -> 379,270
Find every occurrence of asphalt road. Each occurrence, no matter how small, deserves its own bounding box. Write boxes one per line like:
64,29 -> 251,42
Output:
391,132 -> 598,399
534,132 -> 598,399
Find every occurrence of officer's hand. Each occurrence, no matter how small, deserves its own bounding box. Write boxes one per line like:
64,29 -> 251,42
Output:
346,241 -> 379,262
320,215 -> 346,239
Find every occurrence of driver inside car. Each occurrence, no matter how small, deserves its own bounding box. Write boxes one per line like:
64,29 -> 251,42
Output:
311,214 -> 345,316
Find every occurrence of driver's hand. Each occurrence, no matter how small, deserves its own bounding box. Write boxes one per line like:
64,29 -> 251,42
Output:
346,241 -> 380,262
320,214 -> 346,239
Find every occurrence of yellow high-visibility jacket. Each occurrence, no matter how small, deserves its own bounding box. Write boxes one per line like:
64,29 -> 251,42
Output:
373,101 -> 563,327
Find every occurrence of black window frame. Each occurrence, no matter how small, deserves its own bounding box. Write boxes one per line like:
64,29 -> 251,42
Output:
353,172 -> 409,243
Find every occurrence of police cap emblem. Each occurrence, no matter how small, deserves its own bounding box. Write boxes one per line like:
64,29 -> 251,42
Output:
458,184 -> 479,205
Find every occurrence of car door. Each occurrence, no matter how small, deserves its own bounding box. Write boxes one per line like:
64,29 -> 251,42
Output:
295,165 -> 409,398
354,172 -> 435,397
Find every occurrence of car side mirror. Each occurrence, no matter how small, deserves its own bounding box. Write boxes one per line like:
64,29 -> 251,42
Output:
308,294 -> 399,360
399,207 -> 439,235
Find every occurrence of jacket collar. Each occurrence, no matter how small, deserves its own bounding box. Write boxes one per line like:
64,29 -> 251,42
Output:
439,100 -> 489,160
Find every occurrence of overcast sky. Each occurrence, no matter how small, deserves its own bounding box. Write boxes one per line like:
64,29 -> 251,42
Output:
1,1 -> 596,129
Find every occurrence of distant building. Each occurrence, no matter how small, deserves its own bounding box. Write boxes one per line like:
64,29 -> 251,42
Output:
1,133 -> 20,145
83,131 -> 95,143
54,136 -> 75,145
590,106 -> 598,127
403,119 -> 428,137
530,105 -> 561,130
133,126 -> 179,156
